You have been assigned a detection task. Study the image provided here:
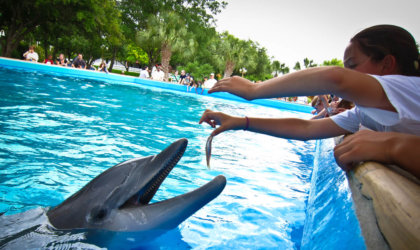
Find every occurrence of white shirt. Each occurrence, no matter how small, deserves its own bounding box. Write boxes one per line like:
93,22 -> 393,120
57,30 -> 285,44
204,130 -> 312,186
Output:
24,51 -> 39,62
152,70 -> 164,81
331,74 -> 420,136
204,78 -> 217,88
139,69 -> 149,79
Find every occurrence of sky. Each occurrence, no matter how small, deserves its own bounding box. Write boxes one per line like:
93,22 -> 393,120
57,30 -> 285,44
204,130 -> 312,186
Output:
214,0 -> 420,68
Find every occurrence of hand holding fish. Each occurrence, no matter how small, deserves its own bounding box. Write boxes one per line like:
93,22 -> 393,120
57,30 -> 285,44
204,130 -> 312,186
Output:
200,109 -> 248,169
199,109 -> 247,136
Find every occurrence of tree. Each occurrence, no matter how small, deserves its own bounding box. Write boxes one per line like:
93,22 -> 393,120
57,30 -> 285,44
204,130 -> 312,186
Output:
118,0 -> 226,73
247,46 -> 272,81
125,44 -> 149,67
272,60 -> 290,77
118,0 -> 226,33
137,11 -> 195,81
0,1 -> 43,57
212,32 -> 254,78
272,60 -> 281,77
303,57 -> 317,68
322,58 -> 344,67
281,65 -> 290,75
0,0 -> 122,59
294,62 -> 301,71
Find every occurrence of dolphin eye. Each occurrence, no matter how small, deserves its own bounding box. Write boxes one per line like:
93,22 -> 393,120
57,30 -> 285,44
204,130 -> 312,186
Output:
89,206 -> 108,222
95,209 -> 107,219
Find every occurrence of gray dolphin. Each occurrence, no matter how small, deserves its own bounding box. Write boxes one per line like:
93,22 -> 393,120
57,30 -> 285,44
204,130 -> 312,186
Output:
47,138 -> 226,233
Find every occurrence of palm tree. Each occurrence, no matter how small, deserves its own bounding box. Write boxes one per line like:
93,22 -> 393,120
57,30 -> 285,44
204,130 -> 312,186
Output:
136,11 -> 195,81
303,57 -> 317,68
272,60 -> 281,77
212,32 -> 253,78
281,64 -> 290,75
293,62 -> 301,71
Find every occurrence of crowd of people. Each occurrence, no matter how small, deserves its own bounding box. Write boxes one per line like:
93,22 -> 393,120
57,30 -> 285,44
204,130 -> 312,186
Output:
21,47 -> 219,89
199,24 -> 420,179
21,48 -> 313,103
138,65 -> 218,93
310,95 -> 354,119
22,48 -> 109,73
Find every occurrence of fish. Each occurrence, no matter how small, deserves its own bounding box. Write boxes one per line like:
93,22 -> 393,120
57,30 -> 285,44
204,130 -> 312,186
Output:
205,135 -> 214,169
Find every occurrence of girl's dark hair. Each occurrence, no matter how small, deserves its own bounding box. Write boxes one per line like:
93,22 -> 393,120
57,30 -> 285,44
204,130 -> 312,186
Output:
351,25 -> 420,76
337,99 -> 354,109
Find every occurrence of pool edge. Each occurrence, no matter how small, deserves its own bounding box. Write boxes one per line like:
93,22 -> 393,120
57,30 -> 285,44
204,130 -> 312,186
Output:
0,57 -> 313,114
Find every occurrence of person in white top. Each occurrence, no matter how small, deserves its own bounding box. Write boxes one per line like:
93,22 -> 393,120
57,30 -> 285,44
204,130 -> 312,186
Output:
23,45 -> 39,62
204,73 -> 217,89
139,66 -> 150,79
152,66 -> 164,81
199,25 -> 420,178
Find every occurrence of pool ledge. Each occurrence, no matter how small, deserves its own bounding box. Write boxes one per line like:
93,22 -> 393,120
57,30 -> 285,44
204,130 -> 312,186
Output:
346,155 -> 420,249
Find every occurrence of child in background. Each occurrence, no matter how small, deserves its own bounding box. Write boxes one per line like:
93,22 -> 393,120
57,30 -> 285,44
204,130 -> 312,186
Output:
44,55 -> 54,64
23,45 -> 39,62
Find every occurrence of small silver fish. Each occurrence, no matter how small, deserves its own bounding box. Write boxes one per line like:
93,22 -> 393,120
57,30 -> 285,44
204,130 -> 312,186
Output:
205,135 -> 214,169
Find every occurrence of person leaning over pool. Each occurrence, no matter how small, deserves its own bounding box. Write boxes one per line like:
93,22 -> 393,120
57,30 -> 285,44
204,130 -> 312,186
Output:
56,53 -> 68,66
98,61 -> 109,73
199,24 -> 420,178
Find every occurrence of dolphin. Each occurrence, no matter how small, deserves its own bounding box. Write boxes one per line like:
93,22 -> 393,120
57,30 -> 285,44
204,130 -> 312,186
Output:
47,138 -> 226,234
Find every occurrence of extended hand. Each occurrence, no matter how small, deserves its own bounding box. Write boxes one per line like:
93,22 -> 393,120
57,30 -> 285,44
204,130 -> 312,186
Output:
199,109 -> 245,136
208,76 -> 255,100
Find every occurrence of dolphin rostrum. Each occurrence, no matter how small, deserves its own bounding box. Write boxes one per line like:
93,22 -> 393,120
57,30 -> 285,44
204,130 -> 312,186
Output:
47,138 -> 226,234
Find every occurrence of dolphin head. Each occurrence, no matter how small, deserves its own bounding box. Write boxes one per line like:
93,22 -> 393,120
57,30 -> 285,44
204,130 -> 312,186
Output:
47,138 -> 226,232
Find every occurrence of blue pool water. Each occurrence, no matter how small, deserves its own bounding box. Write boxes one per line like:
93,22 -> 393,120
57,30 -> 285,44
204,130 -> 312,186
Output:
0,64 -> 364,249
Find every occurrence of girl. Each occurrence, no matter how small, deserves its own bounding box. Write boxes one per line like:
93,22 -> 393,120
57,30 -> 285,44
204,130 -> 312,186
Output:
199,25 -> 420,177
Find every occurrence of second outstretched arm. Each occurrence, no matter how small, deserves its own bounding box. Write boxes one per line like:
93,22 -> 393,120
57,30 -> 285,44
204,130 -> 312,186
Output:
199,109 -> 350,140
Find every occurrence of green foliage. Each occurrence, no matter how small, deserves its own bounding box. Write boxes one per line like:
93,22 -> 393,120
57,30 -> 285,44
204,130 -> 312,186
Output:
303,58 -> 317,68
292,58 -> 317,71
177,62 -> 215,82
272,60 -> 281,75
210,32 -> 263,78
2,0 -> 333,82
246,46 -> 272,80
124,71 -> 140,77
0,0 -> 122,62
34,46 -> 45,62
271,60 -> 289,76
110,69 -> 140,77
322,58 -> 344,67
294,62 -> 301,71
125,44 -> 149,65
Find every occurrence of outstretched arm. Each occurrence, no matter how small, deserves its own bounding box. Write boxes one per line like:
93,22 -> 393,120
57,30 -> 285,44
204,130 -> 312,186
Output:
210,67 -> 395,112
334,130 -> 420,179
199,109 -> 350,140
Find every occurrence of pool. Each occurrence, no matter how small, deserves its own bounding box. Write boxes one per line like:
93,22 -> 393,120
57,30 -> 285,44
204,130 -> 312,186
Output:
0,60 -> 365,249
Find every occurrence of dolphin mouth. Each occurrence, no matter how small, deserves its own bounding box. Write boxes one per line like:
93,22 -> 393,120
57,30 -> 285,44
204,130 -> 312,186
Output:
117,138 -> 226,225
121,139 -> 188,207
